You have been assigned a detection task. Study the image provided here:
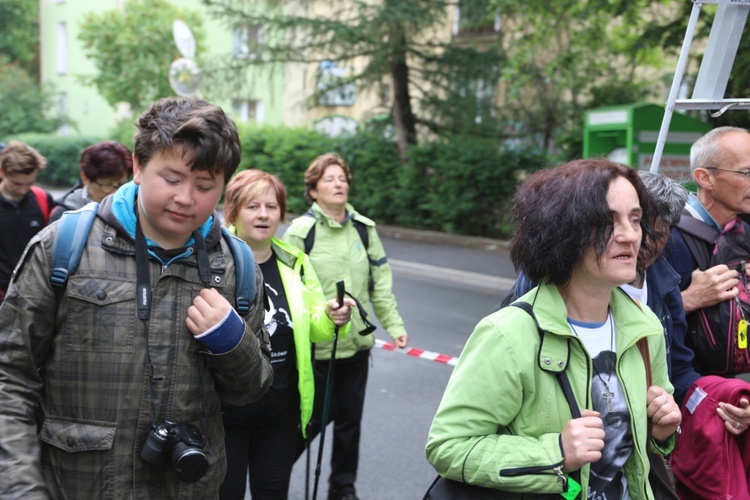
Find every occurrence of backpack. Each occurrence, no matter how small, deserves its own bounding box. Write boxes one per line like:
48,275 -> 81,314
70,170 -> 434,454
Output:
49,203 -> 257,314
302,209 -> 375,291
677,212 -> 750,375
30,185 -> 51,226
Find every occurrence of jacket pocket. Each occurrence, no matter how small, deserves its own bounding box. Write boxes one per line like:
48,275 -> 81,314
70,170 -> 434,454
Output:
40,416 -> 116,452
40,416 -> 117,497
64,276 -> 136,353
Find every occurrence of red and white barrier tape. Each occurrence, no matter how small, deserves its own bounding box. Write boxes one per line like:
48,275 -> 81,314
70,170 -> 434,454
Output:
375,339 -> 458,366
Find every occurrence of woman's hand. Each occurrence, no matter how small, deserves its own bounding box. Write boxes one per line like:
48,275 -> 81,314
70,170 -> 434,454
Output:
325,298 -> 356,326
561,409 -> 605,472
393,334 -> 409,348
717,398 -> 750,436
646,386 -> 681,442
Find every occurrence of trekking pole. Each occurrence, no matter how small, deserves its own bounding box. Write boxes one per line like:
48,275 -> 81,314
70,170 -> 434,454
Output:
305,440 -> 311,500
312,280 -> 345,500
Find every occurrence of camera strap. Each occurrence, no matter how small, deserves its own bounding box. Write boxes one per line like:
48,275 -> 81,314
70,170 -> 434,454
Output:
135,212 -> 212,428
135,216 -> 152,320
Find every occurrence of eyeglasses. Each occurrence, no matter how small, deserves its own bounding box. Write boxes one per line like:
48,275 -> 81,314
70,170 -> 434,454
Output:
92,180 -> 126,193
703,166 -> 750,178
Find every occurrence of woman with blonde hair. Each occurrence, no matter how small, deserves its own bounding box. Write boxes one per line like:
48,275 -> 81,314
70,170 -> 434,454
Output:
221,169 -> 355,500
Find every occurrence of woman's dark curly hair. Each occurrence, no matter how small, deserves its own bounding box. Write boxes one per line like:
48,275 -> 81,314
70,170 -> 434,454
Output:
509,159 -> 658,286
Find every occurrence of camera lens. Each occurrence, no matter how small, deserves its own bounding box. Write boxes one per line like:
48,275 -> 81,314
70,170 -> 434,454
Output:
169,442 -> 209,483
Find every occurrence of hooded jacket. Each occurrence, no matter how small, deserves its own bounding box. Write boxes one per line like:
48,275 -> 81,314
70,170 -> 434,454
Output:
426,283 -> 675,499
0,185 -> 273,499
283,202 -> 406,360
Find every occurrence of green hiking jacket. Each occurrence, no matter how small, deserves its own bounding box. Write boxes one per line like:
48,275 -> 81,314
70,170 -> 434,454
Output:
283,202 -> 407,360
266,237 -> 351,435
426,283 -> 676,499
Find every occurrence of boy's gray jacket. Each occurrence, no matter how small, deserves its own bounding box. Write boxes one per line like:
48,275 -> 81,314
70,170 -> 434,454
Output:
0,196 -> 273,499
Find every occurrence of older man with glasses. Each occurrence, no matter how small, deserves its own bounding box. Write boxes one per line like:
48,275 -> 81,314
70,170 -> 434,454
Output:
666,126 -> 750,315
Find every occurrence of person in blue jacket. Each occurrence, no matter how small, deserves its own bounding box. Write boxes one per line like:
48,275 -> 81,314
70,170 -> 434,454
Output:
501,170 -> 701,404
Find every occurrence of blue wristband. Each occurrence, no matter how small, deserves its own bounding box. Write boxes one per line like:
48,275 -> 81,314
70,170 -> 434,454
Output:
194,308 -> 244,354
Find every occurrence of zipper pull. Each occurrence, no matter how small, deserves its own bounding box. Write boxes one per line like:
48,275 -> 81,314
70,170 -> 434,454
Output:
553,466 -> 565,487
554,466 -> 582,500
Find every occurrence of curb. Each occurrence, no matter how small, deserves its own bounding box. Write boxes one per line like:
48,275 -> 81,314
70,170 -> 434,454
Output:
287,213 -> 511,254
377,224 -> 510,254
389,259 -> 514,295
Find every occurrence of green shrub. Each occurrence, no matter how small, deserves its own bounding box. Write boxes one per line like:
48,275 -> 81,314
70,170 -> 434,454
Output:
237,124 -> 335,214
7,133 -> 102,187
107,119 -> 137,151
330,132 -> 402,224
235,125 -> 550,238
0,57 -> 61,138
403,138 -> 548,238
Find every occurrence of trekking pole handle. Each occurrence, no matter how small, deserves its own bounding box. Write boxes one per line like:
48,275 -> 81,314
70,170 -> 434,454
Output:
335,280 -> 345,308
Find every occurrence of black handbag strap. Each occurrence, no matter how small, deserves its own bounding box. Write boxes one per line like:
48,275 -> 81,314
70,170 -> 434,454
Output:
511,301 -> 583,497
511,302 -> 581,418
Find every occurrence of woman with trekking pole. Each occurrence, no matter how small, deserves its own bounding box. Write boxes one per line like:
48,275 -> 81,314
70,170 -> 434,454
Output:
284,153 -> 409,500
219,169 -> 355,500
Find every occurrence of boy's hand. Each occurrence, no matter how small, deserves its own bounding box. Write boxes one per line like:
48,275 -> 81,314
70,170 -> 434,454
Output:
186,288 -> 232,336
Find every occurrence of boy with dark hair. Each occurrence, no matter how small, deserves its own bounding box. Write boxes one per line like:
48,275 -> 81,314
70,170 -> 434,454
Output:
0,140 -> 54,303
0,97 -> 273,498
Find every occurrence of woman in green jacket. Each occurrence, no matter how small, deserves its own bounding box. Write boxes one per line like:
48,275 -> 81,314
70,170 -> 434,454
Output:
283,153 -> 408,500
220,169 -> 355,500
426,159 -> 682,499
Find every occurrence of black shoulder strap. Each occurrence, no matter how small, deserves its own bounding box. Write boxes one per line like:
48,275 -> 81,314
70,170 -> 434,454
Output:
676,212 -> 717,270
303,211 -> 370,254
677,212 -> 720,243
303,209 -> 317,255
353,219 -> 369,249
510,301 -> 582,496
303,210 -> 376,291
510,302 -> 581,419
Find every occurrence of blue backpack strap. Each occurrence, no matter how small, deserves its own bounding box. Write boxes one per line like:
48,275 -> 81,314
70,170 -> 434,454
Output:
221,227 -> 257,314
50,202 -> 99,305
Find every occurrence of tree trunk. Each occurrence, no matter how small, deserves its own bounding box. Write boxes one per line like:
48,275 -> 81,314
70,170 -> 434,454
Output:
390,32 -> 417,163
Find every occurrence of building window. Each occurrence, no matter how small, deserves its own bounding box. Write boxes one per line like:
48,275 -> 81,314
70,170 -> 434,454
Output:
232,25 -> 262,59
231,99 -> 264,124
56,22 -> 68,75
57,92 -> 70,136
453,1 -> 500,38
317,61 -> 356,107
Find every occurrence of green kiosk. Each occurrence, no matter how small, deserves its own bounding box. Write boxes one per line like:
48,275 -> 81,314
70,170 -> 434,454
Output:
583,103 -> 711,181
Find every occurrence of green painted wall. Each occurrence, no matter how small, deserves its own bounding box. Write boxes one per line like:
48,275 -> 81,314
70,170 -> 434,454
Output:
39,0 -> 285,138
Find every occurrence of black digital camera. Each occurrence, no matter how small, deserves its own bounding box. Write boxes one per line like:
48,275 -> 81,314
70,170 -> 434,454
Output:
140,420 -> 208,483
